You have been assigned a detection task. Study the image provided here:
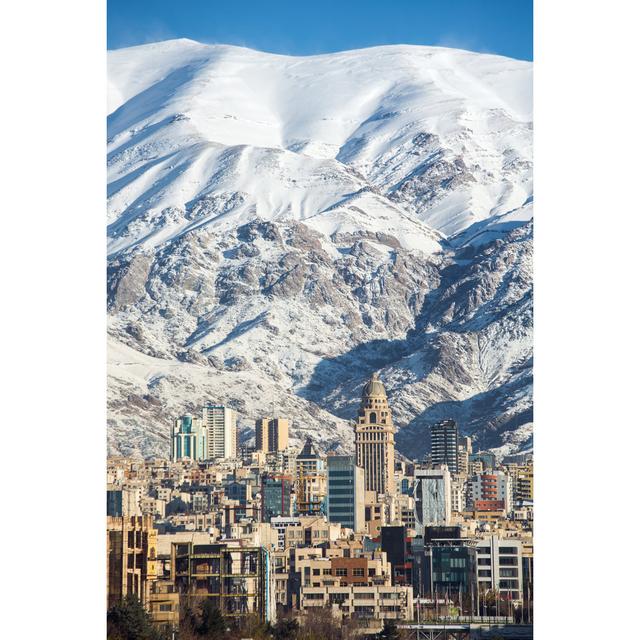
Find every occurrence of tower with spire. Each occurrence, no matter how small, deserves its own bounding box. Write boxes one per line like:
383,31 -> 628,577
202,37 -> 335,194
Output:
354,372 -> 396,495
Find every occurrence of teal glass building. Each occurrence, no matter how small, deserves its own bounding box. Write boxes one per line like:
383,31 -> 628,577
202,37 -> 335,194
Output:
171,415 -> 207,461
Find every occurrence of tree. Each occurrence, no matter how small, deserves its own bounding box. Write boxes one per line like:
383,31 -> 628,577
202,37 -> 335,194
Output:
271,617 -> 299,640
107,594 -> 162,640
377,620 -> 401,640
195,599 -> 227,638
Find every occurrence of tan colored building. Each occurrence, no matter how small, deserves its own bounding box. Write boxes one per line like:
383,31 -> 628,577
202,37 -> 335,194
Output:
148,580 -> 180,632
255,417 -> 289,453
515,463 -> 534,501
299,583 -> 413,631
107,515 -> 158,609
354,373 -> 396,495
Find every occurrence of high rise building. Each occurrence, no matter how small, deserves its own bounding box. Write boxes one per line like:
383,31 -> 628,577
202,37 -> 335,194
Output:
171,415 -> 207,461
457,436 -> 473,476
295,438 -> 326,516
261,474 -> 293,521
413,466 -> 452,536
202,404 -> 237,460
430,420 -> 459,473
514,463 -> 534,502
255,417 -> 289,453
327,455 -> 365,532
354,373 -> 396,495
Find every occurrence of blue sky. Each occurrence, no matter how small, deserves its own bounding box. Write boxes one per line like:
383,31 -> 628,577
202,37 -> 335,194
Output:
108,0 -> 532,61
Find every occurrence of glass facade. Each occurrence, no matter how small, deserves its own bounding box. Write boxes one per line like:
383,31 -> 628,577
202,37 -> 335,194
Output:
171,415 -> 207,461
327,457 -> 359,530
415,544 -> 476,597
261,477 -> 291,521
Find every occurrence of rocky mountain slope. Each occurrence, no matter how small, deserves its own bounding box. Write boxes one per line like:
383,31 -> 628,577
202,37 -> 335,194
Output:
107,40 -> 532,459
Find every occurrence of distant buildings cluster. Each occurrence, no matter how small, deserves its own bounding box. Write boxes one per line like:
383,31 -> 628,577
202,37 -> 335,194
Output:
107,373 -> 533,635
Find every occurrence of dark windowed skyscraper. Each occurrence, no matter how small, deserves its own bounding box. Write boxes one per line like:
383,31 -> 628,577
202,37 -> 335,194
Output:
430,420 -> 459,473
327,455 -> 364,532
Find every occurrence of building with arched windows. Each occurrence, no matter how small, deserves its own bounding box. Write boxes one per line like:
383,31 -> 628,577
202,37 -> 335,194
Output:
354,372 -> 396,495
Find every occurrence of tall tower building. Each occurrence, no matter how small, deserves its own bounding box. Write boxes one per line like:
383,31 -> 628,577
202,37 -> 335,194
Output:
202,404 -> 237,460
171,415 -> 207,462
457,436 -> 473,477
255,417 -> 289,453
354,373 -> 396,495
430,419 -> 459,473
413,466 -> 452,536
326,455 -> 365,532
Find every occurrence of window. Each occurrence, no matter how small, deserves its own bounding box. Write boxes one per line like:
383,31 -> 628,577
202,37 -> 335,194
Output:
352,568 -> 365,577
313,569 -> 320,576
329,593 -> 348,604
335,568 -> 347,576
499,568 -> 518,578
500,547 -> 518,555
478,558 -> 491,565
499,579 -> 519,589
159,604 -> 172,612
499,557 -> 518,566
323,569 -> 332,575
478,569 -> 492,577
354,592 -> 375,599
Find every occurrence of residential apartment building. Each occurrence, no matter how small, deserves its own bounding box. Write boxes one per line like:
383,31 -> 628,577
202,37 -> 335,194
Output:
255,417 -> 289,453
467,472 -> 513,514
430,420 -> 459,473
107,515 -> 158,609
203,404 -> 237,460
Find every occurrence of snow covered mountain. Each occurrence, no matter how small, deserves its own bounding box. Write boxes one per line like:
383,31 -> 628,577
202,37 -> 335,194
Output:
107,39 -> 532,459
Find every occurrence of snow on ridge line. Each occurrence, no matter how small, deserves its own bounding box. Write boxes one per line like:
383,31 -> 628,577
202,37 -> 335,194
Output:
108,38 -> 532,117
107,37 -> 533,62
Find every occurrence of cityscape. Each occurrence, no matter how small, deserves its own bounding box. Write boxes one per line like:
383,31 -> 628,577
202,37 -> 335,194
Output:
107,373 -> 533,639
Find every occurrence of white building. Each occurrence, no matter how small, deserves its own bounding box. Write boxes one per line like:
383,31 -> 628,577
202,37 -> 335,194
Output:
467,471 -> 513,513
476,536 -> 524,603
202,404 -> 237,460
450,476 -> 466,514
413,466 -> 451,536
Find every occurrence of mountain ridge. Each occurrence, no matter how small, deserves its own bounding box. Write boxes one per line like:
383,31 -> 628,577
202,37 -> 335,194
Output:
107,39 -> 532,459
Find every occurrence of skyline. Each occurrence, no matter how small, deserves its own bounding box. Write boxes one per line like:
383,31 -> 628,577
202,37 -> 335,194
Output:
107,0 -> 533,61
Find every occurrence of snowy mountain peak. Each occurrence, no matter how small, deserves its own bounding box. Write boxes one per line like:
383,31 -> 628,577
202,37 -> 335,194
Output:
107,40 -> 533,459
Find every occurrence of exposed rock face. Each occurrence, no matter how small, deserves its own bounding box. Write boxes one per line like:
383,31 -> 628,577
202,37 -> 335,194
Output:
107,41 -> 533,459
107,218 -> 531,459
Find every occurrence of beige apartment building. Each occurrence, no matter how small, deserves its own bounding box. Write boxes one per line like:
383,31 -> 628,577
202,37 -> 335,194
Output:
255,417 -> 289,453
107,515 -> 158,609
299,584 -> 413,631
